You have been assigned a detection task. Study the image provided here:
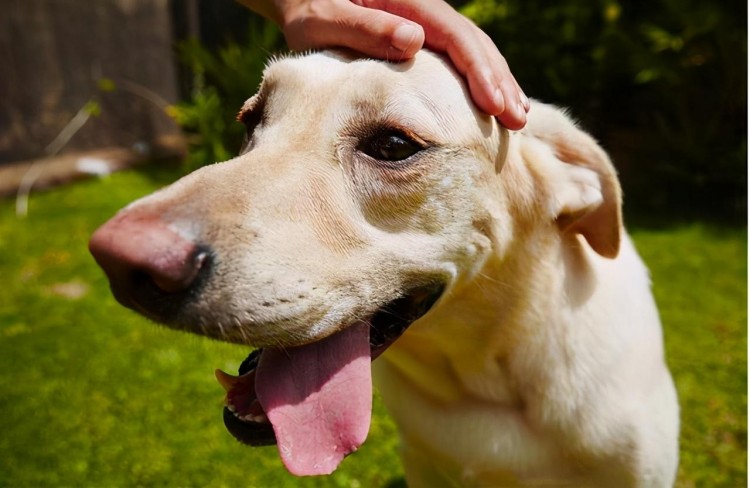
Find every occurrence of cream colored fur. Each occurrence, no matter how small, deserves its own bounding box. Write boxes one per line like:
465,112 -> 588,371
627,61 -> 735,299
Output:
121,50 -> 679,486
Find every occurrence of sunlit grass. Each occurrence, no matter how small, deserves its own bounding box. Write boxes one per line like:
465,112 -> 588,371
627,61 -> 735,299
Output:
0,167 -> 745,486
633,225 -> 747,487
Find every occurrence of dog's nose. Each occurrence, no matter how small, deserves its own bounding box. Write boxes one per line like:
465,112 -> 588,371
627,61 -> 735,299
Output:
89,212 -> 208,307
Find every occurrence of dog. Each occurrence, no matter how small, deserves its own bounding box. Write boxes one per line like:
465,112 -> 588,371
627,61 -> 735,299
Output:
89,50 -> 679,486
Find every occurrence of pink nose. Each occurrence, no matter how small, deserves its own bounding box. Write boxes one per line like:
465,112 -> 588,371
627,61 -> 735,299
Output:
89,212 -> 208,311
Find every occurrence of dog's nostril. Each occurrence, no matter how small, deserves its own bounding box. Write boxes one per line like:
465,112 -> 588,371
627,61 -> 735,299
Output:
148,249 -> 209,294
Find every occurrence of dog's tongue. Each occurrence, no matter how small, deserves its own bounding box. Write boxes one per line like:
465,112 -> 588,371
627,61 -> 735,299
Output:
255,321 -> 372,476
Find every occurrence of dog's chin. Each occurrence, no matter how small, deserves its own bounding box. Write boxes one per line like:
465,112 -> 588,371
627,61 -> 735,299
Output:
219,283 -> 445,447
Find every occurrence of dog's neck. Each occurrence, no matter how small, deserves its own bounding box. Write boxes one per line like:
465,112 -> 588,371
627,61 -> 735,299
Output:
379,230 -> 595,407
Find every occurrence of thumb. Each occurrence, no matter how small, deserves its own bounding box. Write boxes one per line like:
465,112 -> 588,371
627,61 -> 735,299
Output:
284,2 -> 425,59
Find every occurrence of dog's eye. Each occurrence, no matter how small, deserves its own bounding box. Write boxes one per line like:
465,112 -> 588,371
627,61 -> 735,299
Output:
360,131 -> 424,162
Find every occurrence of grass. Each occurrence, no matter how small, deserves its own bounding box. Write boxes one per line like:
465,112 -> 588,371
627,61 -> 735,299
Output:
0,166 -> 745,487
634,225 -> 747,487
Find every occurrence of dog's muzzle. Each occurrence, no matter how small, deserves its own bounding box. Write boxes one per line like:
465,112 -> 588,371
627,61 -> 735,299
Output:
89,207 -> 446,475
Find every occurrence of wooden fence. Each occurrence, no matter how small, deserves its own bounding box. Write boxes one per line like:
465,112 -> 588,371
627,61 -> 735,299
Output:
1,0 -> 253,166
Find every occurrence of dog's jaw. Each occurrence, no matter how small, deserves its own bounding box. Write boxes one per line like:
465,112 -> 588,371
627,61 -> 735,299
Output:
216,283 -> 445,475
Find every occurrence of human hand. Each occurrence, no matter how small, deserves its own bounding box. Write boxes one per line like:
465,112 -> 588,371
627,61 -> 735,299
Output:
237,0 -> 530,130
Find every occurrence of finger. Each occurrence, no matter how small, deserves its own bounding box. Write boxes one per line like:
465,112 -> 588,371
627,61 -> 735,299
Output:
476,32 -> 528,129
355,0 -> 528,128
283,1 -> 425,60
440,24 -> 526,129
466,32 -> 529,130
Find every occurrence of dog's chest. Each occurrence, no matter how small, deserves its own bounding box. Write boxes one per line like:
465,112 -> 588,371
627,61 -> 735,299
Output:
374,347 -> 574,485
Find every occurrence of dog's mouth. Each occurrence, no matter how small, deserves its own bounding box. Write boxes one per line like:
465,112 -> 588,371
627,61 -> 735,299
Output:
215,283 -> 444,476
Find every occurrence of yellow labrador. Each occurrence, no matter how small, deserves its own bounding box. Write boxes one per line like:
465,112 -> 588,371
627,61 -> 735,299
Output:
90,50 -> 679,486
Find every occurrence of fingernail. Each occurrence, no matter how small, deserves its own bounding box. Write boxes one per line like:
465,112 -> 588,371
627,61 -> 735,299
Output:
493,87 -> 505,114
517,101 -> 527,121
520,92 -> 530,111
392,23 -> 421,52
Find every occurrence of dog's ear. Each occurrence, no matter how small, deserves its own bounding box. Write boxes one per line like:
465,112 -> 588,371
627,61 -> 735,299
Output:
525,105 -> 622,258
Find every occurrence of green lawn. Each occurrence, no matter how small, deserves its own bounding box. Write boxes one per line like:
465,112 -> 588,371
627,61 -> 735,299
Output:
0,166 -> 745,487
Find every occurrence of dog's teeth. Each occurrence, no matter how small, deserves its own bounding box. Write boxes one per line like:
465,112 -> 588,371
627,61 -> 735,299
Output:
244,400 -> 268,423
215,369 -> 240,392
242,412 -> 269,424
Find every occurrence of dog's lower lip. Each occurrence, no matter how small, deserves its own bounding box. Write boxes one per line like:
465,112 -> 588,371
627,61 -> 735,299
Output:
222,406 -> 276,446
220,350 -> 276,446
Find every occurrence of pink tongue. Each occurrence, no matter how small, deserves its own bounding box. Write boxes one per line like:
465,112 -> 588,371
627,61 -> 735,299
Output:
255,321 -> 372,476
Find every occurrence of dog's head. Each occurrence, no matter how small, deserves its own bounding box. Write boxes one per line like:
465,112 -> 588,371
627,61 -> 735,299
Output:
89,50 -> 621,476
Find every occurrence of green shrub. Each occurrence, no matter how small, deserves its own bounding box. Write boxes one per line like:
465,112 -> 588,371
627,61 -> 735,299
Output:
171,22 -> 283,171
458,0 -> 747,222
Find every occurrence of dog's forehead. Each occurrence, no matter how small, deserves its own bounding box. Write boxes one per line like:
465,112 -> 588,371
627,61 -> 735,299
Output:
259,51 -> 481,130
265,50 -> 459,88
